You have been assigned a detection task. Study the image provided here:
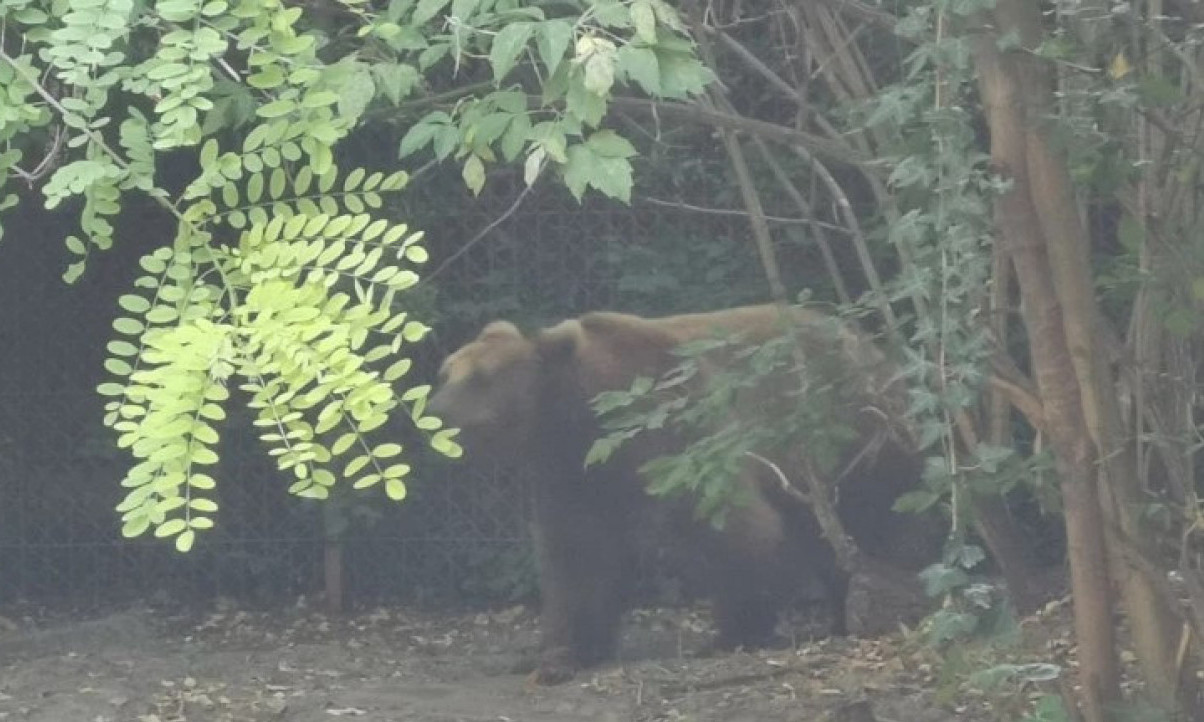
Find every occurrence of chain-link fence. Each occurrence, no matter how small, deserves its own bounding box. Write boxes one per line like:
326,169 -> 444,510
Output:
0,163 -> 776,611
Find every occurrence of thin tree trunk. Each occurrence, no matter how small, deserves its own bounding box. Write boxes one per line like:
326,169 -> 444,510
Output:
971,26 -> 1120,722
991,0 -> 1188,709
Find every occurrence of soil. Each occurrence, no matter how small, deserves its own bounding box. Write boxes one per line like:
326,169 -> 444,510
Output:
0,599 -> 1061,722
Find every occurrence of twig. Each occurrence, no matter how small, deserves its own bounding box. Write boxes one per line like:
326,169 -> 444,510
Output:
716,102 -> 790,301
812,0 -> 899,31
11,124 -> 65,184
988,353 -> 1048,432
788,142 -> 901,341
606,95 -> 869,168
369,80 -> 495,122
637,195 -> 850,232
0,50 -> 132,175
745,451 -> 811,506
747,135 -> 853,304
689,2 -> 863,570
421,178 -> 538,284
705,27 -> 808,107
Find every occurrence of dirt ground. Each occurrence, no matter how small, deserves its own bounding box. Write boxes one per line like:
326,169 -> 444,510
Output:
0,598 -> 1051,722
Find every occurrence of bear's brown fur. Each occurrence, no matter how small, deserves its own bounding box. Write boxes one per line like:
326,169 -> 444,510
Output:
428,304 -> 925,684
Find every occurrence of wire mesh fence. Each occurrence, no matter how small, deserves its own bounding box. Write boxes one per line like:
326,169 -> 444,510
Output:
0,167 -> 758,611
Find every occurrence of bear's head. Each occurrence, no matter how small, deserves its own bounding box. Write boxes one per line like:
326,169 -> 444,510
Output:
428,320 -> 581,461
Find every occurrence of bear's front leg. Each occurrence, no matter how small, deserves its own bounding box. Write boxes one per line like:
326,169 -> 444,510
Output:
528,486 -> 629,684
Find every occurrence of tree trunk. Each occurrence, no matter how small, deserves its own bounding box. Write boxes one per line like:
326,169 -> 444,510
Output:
974,0 -> 1190,714
971,23 -> 1120,722
995,0 -> 1187,711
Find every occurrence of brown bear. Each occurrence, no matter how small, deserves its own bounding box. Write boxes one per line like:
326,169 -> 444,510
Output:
428,304 -> 924,684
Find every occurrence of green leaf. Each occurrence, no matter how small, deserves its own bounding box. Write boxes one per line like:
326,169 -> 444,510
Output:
524,146 -> 545,186
113,317 -> 145,335
146,306 -> 179,324
332,432 -> 357,455
649,0 -> 686,31
433,125 -> 460,160
247,65 -> 285,89
372,63 -> 419,105
450,0 -> 477,20
118,294 -> 151,313
413,0 -> 451,24
270,168 -> 286,199
577,36 -> 617,96
566,79 -> 606,126
385,358 -> 412,381
385,477 -> 408,500
353,473 -> 382,489
98,382 -> 126,396
258,99 -> 296,118
586,129 -> 637,158
104,358 -> 133,376
199,139 -> 219,167
563,141 -> 634,202
338,65 -> 377,120
372,442 -> 403,458
462,154 -> 486,195
655,48 -> 714,98
489,22 -> 533,81
430,429 -> 462,457
591,0 -> 629,26
221,182 -> 239,208
500,112 -> 531,162
418,43 -> 450,70
189,498 -> 219,513
122,516 -> 151,538
247,173 -> 264,203
155,518 -> 188,538
175,528 -> 196,552
617,45 -> 661,95
189,473 -> 217,489
401,321 -> 429,342
346,454 -> 371,477
631,0 -> 657,44
537,19 -> 573,76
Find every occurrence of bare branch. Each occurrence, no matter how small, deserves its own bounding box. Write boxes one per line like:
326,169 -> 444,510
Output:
704,26 -> 808,108
422,177 -> 539,284
812,0 -> 899,31
637,194 -> 851,233
606,95 -> 870,168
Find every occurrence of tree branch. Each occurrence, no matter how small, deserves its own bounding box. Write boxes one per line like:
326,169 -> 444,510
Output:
637,194 -> 851,233
812,0 -> 899,31
606,96 -> 870,168
988,356 -> 1048,432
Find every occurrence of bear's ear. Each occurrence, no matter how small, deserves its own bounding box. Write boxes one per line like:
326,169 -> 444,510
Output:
479,321 -> 523,340
536,320 -> 583,364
